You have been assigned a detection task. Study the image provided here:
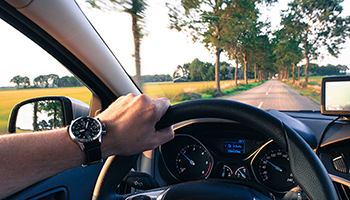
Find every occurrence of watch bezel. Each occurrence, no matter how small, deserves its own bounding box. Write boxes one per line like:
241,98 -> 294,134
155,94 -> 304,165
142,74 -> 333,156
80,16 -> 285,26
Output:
68,116 -> 103,143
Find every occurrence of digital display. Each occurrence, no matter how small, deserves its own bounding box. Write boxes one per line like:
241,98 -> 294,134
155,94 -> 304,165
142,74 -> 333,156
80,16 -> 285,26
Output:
325,81 -> 350,111
224,139 -> 244,154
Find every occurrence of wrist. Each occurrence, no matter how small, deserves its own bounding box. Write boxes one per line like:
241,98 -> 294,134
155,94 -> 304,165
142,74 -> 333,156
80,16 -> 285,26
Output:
68,116 -> 105,166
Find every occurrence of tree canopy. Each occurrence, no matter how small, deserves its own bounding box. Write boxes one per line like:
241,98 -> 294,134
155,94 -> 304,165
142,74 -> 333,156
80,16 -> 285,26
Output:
281,0 -> 350,82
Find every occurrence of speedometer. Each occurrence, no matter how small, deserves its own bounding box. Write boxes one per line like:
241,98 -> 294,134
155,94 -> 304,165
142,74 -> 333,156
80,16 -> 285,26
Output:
175,144 -> 213,181
258,149 -> 295,191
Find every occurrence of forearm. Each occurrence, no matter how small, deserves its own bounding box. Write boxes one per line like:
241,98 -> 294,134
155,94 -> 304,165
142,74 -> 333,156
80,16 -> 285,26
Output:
0,128 -> 84,199
0,94 -> 174,199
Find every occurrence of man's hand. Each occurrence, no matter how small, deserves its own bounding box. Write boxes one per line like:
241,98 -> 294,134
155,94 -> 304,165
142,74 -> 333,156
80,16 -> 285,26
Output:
98,94 -> 174,157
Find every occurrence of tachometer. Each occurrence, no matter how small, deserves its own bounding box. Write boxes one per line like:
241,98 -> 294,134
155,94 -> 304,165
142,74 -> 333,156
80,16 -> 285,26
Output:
258,149 -> 295,191
175,144 -> 213,181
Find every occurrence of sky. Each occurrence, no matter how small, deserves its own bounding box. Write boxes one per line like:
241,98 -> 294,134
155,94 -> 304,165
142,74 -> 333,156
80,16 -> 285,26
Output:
0,0 -> 350,87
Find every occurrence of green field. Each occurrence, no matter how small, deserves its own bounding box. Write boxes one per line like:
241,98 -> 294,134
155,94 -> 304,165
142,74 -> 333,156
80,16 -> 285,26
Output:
0,80 -> 261,134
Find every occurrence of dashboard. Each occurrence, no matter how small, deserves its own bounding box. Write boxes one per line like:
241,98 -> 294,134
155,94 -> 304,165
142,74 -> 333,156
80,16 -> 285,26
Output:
158,120 -> 297,195
154,111 -> 350,200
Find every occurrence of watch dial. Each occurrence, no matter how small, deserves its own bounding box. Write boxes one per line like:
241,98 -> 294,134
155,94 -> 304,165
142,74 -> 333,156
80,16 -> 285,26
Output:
71,117 -> 101,140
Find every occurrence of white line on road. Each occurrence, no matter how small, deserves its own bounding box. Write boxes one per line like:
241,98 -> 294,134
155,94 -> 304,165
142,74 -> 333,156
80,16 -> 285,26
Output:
258,101 -> 263,108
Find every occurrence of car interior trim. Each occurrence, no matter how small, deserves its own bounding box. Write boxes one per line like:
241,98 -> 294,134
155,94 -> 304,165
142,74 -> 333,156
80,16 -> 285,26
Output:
330,174 -> 350,188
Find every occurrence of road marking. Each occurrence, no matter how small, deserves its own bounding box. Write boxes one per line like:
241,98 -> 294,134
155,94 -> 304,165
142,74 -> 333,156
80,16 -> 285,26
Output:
266,92 -> 268,95
258,101 -> 263,108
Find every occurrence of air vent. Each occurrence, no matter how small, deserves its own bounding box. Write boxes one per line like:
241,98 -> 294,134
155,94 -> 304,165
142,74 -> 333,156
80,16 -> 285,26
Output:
333,155 -> 349,174
29,187 -> 68,200
334,182 -> 350,200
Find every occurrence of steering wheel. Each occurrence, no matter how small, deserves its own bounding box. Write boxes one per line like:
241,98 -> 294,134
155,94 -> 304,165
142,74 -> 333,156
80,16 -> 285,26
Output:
92,99 -> 338,200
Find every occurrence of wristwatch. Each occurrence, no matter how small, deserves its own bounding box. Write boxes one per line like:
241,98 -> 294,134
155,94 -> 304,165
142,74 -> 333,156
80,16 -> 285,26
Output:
68,116 -> 106,166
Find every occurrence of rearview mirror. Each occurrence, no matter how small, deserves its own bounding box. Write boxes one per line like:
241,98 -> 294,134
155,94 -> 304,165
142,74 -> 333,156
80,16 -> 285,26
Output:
8,96 -> 90,133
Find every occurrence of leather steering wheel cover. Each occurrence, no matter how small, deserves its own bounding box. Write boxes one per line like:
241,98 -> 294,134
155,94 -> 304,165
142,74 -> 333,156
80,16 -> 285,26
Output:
156,99 -> 338,200
92,155 -> 139,200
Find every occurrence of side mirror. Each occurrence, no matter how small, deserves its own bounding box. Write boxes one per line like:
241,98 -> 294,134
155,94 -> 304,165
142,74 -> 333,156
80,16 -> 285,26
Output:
8,96 -> 90,133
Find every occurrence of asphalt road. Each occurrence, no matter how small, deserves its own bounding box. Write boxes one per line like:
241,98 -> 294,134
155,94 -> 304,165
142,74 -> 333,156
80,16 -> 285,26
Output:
226,79 -> 320,111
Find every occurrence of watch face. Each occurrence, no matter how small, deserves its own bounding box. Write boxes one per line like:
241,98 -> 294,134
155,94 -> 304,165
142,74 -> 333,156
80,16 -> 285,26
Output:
70,117 -> 101,142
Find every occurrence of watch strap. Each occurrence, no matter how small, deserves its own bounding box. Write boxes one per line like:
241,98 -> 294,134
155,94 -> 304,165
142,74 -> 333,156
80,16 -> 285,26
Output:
83,139 -> 102,166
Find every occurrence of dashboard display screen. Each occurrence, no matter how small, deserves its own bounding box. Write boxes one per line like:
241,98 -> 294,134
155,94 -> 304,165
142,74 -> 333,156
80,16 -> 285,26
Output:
224,139 -> 244,154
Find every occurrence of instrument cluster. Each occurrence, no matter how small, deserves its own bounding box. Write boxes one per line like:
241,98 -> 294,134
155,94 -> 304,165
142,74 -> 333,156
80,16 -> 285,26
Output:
159,121 -> 297,192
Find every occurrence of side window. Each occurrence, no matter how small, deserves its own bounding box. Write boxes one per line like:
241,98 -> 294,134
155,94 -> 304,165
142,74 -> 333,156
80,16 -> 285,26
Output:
0,19 -> 91,134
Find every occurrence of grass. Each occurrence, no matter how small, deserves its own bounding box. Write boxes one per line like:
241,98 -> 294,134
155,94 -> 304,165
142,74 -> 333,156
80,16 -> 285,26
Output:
0,80 -> 263,134
0,87 -> 91,134
142,79 -> 260,102
284,80 -> 321,104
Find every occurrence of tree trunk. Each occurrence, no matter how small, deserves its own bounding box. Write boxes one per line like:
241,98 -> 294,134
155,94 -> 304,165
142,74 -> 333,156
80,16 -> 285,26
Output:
132,14 -> 142,89
243,51 -> 248,85
258,65 -> 262,82
234,46 -> 238,87
284,66 -> 289,80
33,102 -> 39,131
304,34 -> 309,83
292,62 -> 296,84
215,46 -> 222,94
279,68 -> 283,80
254,63 -> 257,83
298,64 -> 300,81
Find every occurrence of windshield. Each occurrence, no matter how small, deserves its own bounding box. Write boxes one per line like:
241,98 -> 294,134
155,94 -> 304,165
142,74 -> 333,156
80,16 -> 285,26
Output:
63,1 -> 350,111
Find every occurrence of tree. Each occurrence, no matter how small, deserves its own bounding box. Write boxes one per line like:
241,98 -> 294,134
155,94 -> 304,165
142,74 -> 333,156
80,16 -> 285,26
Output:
173,64 -> 190,79
34,75 -> 49,88
250,34 -> 273,82
87,0 -> 147,89
168,1 -> 240,95
10,75 -> 31,88
22,76 -> 31,88
239,19 -> 261,85
47,74 -> 59,87
10,75 -> 22,87
273,27 -> 303,83
282,0 -> 350,82
223,0 -> 259,85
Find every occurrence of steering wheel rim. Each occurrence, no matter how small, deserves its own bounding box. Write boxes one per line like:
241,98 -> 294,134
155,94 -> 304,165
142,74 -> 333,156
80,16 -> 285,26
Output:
93,99 -> 338,200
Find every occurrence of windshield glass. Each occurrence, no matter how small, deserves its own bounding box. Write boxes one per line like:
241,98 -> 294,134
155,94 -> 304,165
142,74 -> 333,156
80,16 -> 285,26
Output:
76,0 -> 350,111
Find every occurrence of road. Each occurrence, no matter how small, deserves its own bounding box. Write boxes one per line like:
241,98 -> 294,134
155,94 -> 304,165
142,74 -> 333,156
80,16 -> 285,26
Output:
226,79 -> 320,110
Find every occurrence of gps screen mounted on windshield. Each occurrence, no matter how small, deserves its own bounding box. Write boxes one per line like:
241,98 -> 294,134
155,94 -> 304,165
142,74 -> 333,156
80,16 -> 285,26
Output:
321,75 -> 350,117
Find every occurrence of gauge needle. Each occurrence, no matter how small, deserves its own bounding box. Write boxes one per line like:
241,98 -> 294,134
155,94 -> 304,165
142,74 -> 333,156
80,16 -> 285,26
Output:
181,152 -> 195,166
264,158 -> 283,172
238,170 -> 246,179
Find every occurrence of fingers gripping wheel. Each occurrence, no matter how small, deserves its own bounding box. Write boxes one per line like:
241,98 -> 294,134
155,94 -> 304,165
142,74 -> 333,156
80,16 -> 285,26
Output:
93,99 -> 338,200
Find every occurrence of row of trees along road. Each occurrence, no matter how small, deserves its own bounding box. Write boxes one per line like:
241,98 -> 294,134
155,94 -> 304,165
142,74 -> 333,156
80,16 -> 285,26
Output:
173,59 -> 234,81
82,0 -> 350,96
10,74 -> 83,88
173,58 -> 348,82
167,0 -> 350,95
